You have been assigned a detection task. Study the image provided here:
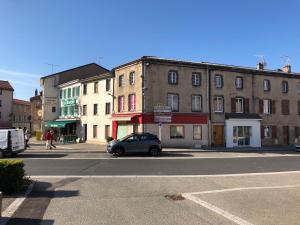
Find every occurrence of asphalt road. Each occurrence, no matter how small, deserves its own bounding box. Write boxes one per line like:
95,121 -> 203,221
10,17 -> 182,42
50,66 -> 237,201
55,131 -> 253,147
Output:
19,155 -> 300,176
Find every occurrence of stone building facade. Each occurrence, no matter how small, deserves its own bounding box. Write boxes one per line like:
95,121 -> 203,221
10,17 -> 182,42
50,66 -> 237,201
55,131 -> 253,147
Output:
0,80 -> 14,128
12,99 -> 31,131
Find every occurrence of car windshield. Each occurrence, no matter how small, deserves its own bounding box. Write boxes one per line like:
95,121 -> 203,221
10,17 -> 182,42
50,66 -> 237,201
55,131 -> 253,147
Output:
119,134 -> 136,142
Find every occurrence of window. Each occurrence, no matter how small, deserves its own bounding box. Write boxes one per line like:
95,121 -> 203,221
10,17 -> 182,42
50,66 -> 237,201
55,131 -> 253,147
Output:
263,79 -> 270,92
214,96 -> 224,112
93,125 -> 98,138
105,102 -> 111,114
129,72 -> 135,85
128,94 -> 136,111
93,104 -> 98,115
193,125 -> 202,140
215,75 -> 223,88
192,73 -> 201,86
67,88 -> 71,98
52,107 -> 56,113
94,82 -> 98,93
119,75 -> 125,87
235,77 -> 243,89
235,98 -> 244,113
76,86 -> 80,96
83,84 -> 87,95
168,70 -> 178,85
298,83 -> 300,94
63,89 -> 67,99
282,81 -> 288,93
118,96 -> 125,112
0,100 -> 2,107
63,106 -> 68,116
105,125 -> 110,138
82,105 -> 87,116
72,87 -> 75,97
167,93 -> 179,111
191,95 -> 202,112
264,126 -> 272,139
263,99 -> 271,114
106,79 -> 111,91
170,125 -> 184,139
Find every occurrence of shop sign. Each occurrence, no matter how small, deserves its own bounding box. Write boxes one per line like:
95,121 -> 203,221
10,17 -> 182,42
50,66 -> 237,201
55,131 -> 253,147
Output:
62,98 -> 76,106
154,105 -> 172,123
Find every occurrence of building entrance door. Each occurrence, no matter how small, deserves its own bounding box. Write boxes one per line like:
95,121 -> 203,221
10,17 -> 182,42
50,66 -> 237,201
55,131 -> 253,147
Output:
283,126 -> 289,145
214,125 -> 224,146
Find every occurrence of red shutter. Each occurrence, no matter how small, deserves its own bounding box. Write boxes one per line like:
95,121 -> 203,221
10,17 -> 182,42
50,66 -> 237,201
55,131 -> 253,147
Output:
261,126 -> 264,139
259,100 -> 263,114
271,100 -> 276,114
231,98 -> 236,113
272,126 -> 277,139
244,98 -> 250,113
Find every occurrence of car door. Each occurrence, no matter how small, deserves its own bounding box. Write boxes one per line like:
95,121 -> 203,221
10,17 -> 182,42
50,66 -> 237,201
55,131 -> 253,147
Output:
122,134 -> 140,153
139,134 -> 150,152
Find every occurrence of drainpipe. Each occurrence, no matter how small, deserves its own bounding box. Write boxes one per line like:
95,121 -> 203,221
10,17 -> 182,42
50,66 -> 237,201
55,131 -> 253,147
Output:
206,65 -> 212,148
142,60 -> 146,133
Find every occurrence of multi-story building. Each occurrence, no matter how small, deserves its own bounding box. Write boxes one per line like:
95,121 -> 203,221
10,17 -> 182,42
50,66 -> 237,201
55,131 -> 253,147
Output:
30,90 -> 42,132
40,63 -> 110,135
12,99 -> 31,131
0,80 -> 14,128
112,56 -> 300,148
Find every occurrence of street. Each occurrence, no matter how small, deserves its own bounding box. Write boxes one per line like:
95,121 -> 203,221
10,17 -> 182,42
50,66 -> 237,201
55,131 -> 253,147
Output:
2,148 -> 300,225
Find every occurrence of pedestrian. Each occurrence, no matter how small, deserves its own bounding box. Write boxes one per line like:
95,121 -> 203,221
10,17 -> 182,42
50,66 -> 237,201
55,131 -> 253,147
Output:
45,130 -> 52,150
23,127 -> 30,149
50,129 -> 56,149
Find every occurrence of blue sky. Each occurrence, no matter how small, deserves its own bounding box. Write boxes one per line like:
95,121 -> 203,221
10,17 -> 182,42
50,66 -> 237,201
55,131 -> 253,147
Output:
0,0 -> 299,100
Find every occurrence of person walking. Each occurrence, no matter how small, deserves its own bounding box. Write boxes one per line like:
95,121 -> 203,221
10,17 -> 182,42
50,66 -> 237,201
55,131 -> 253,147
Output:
50,130 -> 56,149
23,127 -> 30,149
45,130 -> 52,150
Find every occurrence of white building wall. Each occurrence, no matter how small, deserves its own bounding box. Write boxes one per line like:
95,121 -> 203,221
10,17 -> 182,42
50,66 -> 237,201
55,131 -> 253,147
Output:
225,119 -> 261,148
80,78 -> 113,144
145,124 -> 208,148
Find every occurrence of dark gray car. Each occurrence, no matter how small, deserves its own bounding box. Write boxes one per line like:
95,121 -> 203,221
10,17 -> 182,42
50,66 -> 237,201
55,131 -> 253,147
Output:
107,133 -> 162,157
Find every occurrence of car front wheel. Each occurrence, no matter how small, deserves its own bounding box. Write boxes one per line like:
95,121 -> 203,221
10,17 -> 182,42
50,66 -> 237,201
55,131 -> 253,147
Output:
113,147 -> 124,157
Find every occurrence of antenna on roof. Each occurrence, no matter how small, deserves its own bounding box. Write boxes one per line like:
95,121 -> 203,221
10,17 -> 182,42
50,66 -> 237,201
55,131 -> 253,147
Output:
45,63 -> 59,73
280,55 -> 291,66
254,54 -> 267,68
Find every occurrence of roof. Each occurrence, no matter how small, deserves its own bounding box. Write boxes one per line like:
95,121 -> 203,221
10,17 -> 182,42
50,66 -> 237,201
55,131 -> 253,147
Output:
113,56 -> 300,78
41,63 -> 110,85
225,113 -> 262,120
13,99 -> 31,106
0,80 -> 14,91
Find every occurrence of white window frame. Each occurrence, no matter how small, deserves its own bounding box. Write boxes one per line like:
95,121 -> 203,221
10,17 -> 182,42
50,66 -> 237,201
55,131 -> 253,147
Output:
193,125 -> 202,140
264,126 -> 272,139
119,75 -> 125,87
263,79 -> 270,91
128,94 -> 136,111
214,96 -> 224,113
192,73 -> 201,86
129,72 -> 135,85
263,99 -> 271,114
282,81 -> 288,93
168,71 -> 178,84
215,75 -> 223,88
118,96 -> 125,112
191,95 -> 202,112
167,93 -> 179,111
235,77 -> 243,89
235,97 -> 244,113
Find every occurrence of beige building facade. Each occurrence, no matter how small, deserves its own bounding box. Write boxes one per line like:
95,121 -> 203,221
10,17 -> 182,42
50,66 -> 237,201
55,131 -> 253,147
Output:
0,81 -> 14,128
30,92 -> 42,133
12,99 -> 31,131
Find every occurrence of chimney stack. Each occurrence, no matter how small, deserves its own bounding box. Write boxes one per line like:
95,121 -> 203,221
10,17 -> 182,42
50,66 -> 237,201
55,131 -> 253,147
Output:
256,62 -> 264,70
282,64 -> 291,73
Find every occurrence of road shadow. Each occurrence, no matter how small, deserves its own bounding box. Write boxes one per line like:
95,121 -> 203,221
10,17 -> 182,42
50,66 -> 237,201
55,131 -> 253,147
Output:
16,153 -> 68,158
3,217 -> 55,225
114,152 -> 194,158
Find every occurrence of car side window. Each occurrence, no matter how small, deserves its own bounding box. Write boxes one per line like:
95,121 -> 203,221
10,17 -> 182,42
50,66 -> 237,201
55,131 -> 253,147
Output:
125,135 -> 139,142
140,135 -> 148,141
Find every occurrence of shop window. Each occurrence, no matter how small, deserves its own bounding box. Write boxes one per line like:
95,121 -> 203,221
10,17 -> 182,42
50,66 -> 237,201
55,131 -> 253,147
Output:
214,96 -> 224,113
168,70 -> 178,85
128,94 -> 136,111
93,104 -> 98,115
193,125 -> 202,140
192,73 -> 201,86
129,72 -> 135,85
191,95 -> 202,112
93,125 -> 98,138
170,125 -> 184,139
167,93 -> 179,112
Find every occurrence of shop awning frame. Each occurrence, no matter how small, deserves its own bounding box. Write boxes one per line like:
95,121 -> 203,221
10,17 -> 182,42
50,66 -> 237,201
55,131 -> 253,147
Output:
44,120 -> 77,128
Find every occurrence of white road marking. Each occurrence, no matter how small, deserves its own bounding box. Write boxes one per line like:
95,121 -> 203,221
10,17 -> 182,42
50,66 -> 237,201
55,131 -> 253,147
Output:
30,170 -> 300,179
0,183 -> 34,225
183,193 -> 254,225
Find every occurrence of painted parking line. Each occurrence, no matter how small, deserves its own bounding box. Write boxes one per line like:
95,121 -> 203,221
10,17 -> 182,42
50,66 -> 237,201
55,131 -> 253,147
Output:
183,184 -> 300,225
0,183 -> 34,225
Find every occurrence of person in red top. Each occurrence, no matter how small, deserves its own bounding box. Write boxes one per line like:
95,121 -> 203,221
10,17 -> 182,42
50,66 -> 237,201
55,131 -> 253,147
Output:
45,130 -> 52,150
50,130 -> 56,149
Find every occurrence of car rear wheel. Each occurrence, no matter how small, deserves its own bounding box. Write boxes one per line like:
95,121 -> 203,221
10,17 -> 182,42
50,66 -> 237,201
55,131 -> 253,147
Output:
149,147 -> 160,156
113,147 -> 124,157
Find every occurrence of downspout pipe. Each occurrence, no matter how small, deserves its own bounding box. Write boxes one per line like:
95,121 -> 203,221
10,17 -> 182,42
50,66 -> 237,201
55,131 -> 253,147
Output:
206,65 -> 212,148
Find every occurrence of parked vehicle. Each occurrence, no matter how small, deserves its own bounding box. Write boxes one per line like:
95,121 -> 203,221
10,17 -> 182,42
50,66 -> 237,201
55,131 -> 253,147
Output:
107,133 -> 162,157
0,129 -> 25,158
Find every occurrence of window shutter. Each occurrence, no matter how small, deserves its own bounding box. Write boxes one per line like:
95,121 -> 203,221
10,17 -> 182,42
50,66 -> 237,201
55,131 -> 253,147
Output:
271,100 -> 276,114
286,100 -> 290,115
221,76 -> 224,87
261,126 -> 264,139
298,101 -> 300,115
295,126 -> 299,138
272,126 -> 277,139
282,100 -> 290,115
259,100 -> 263,114
231,98 -> 236,113
244,98 -> 250,113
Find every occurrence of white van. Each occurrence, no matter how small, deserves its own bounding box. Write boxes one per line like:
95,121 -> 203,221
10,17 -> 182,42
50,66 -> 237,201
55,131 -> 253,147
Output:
0,129 -> 25,157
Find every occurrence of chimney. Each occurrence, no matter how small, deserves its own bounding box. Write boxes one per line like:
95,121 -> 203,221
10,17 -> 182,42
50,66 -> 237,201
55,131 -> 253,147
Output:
282,64 -> 291,73
256,62 -> 264,70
